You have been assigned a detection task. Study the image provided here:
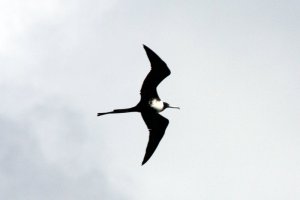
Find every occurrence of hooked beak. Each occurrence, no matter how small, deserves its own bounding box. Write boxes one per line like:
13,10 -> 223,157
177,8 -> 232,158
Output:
168,105 -> 180,109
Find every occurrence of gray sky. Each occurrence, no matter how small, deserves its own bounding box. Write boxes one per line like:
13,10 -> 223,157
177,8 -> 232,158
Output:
1,0 -> 300,199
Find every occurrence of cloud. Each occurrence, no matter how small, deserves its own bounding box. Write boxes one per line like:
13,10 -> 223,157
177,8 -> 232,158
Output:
0,98 -> 128,200
1,0 -> 300,199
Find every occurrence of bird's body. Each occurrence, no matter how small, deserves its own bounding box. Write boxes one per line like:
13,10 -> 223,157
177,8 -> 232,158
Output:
97,45 -> 179,165
149,98 -> 164,112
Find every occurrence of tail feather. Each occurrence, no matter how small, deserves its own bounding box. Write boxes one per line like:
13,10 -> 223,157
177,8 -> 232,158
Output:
97,106 -> 138,117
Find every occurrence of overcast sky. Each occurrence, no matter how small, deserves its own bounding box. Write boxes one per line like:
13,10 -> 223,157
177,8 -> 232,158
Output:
1,0 -> 300,199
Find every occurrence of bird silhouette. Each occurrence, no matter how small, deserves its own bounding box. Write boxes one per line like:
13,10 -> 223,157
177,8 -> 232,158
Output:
97,45 -> 179,165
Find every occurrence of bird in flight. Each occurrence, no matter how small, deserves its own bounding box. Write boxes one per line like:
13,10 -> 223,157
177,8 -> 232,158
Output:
97,45 -> 179,165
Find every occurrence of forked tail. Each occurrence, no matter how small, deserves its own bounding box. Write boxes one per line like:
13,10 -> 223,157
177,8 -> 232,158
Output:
97,106 -> 138,116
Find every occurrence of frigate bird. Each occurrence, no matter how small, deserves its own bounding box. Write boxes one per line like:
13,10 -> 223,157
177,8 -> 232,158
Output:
97,45 -> 179,165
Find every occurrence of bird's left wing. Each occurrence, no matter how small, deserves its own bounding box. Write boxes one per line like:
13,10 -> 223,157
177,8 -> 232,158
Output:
141,111 -> 169,165
140,45 -> 171,100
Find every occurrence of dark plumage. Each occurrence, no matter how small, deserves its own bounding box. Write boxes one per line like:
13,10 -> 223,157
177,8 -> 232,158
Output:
97,45 -> 179,165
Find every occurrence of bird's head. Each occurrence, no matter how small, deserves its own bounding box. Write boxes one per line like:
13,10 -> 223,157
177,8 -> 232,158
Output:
163,102 -> 180,110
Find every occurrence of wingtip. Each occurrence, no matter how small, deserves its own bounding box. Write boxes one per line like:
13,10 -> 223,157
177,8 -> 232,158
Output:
143,44 -> 148,49
141,159 -> 147,166
141,155 -> 150,165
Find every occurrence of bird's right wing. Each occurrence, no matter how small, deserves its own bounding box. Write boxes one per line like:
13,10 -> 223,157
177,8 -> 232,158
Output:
141,111 -> 169,165
140,45 -> 171,100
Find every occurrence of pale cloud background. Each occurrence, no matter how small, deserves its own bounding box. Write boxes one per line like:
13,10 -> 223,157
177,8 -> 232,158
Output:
0,0 -> 299,199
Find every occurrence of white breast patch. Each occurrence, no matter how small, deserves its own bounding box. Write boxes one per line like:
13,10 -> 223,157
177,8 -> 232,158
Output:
149,99 -> 164,112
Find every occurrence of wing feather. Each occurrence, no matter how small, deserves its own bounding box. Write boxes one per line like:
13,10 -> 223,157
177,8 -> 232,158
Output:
140,45 -> 171,100
141,111 -> 169,165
